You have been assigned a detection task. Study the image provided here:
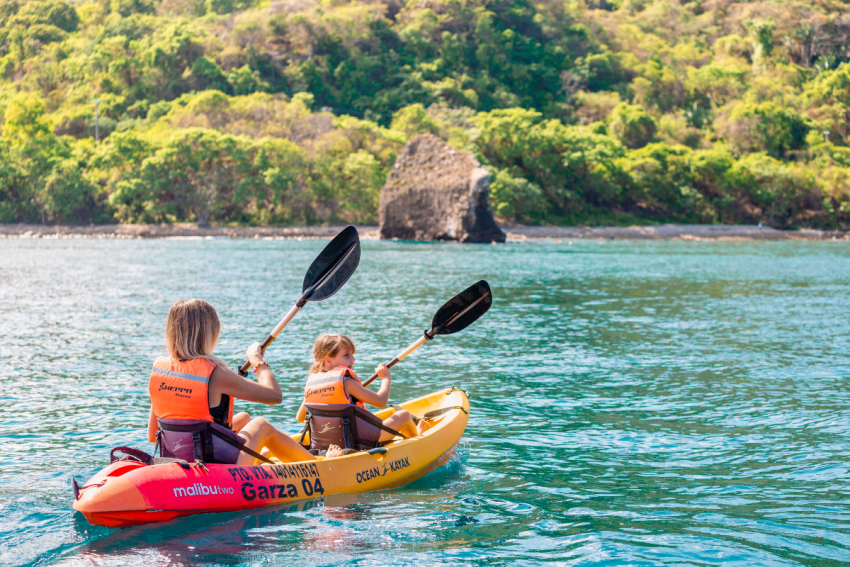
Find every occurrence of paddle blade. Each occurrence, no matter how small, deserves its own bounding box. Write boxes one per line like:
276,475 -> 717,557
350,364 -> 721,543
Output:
431,280 -> 492,335
302,226 -> 361,302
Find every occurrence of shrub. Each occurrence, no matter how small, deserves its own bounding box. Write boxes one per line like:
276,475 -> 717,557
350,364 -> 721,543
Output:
608,103 -> 657,149
488,168 -> 548,223
728,153 -> 821,228
717,102 -> 811,159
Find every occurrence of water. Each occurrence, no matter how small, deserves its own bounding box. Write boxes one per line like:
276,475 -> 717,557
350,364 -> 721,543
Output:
2,237 -> 850,566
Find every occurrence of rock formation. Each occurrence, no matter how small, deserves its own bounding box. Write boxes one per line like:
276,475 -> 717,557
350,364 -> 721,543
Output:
379,134 -> 506,243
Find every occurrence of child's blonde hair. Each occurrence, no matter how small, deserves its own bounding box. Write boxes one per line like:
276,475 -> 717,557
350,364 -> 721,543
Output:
311,333 -> 356,374
165,298 -> 226,368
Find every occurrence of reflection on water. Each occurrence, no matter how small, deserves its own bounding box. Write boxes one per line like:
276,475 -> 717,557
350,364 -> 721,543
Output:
2,238 -> 850,566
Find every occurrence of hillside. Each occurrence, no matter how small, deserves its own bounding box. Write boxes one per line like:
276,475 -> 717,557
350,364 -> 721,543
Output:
1,0 -> 849,228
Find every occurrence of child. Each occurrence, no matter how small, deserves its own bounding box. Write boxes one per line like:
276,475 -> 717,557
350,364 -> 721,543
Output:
296,334 -> 429,451
147,298 -> 329,465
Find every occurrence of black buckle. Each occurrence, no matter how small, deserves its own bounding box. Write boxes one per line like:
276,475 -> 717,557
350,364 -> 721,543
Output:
191,432 -> 208,471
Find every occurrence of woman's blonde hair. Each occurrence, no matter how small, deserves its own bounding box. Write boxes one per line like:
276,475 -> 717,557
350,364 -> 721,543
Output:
165,299 -> 226,368
311,333 -> 356,374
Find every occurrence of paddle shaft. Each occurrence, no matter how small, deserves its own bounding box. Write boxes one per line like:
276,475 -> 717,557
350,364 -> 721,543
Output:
238,295 -> 309,376
361,290 -> 491,387
362,334 -> 431,387
237,231 -> 361,377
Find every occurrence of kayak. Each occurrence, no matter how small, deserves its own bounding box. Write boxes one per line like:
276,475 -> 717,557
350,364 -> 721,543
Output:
72,387 -> 469,528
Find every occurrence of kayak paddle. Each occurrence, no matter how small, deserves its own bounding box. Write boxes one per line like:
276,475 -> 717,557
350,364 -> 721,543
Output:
238,225 -> 361,376
361,280 -> 492,387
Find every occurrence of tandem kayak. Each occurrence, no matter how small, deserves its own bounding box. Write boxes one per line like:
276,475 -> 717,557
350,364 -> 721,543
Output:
72,387 -> 469,528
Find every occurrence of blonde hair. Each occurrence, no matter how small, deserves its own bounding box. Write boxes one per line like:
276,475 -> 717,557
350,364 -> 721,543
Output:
311,333 -> 355,374
165,299 -> 227,368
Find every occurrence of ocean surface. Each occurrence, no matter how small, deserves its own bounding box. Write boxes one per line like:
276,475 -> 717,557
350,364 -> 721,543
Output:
2,236 -> 850,566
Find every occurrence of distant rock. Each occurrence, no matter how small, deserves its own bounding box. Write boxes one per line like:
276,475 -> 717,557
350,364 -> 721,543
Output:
379,134 -> 506,243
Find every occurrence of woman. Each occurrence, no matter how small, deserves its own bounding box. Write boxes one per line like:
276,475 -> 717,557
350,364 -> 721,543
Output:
147,298 -> 335,465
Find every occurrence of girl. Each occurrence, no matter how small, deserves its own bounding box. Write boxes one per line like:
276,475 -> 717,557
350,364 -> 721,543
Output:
296,334 -> 429,451
147,298 -> 334,465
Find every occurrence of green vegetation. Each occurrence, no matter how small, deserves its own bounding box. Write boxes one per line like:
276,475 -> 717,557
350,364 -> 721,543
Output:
1,0 -> 849,228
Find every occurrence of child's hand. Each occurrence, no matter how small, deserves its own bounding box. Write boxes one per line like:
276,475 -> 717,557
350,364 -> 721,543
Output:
246,342 -> 264,367
376,363 -> 392,382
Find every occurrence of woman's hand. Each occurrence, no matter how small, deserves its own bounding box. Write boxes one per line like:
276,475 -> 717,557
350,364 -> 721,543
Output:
246,343 -> 265,367
376,363 -> 391,382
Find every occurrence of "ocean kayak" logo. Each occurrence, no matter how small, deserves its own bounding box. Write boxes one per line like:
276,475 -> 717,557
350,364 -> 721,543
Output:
173,483 -> 235,497
356,457 -> 410,483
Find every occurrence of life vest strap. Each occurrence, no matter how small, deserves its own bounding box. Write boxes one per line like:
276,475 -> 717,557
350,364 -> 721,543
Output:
207,426 -> 274,465
341,416 -> 352,450
391,403 -> 420,425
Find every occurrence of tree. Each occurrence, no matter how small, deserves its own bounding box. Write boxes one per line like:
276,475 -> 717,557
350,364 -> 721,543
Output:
802,64 -> 850,146
3,94 -> 52,143
390,104 -> 441,140
608,103 -> 657,149
111,129 -> 250,226
717,102 -> 811,159
488,168 -> 547,223
38,158 -> 101,223
475,108 -> 627,218
228,65 -> 270,96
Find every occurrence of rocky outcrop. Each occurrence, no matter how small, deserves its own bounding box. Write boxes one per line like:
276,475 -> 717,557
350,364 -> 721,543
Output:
379,134 -> 506,243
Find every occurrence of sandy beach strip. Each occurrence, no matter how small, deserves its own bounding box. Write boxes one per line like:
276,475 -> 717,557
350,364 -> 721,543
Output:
503,224 -> 850,241
1,223 -> 848,241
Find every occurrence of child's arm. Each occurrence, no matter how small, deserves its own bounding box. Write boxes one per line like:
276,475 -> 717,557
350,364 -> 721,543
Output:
344,364 -> 392,408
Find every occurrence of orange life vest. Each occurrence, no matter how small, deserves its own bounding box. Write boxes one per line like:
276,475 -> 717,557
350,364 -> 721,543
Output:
304,366 -> 365,408
148,356 -> 234,428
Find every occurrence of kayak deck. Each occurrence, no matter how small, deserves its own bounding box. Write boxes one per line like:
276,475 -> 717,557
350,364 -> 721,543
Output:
72,387 -> 469,528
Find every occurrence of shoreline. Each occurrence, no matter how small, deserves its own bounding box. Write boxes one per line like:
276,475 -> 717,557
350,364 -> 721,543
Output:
1,223 -> 849,241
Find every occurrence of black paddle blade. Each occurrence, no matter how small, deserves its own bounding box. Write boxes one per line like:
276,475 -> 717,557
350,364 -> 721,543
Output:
431,280 -> 492,335
302,225 -> 361,302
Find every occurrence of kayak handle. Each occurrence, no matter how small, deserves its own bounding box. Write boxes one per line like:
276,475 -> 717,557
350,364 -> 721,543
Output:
71,478 -> 106,500
367,448 -> 387,455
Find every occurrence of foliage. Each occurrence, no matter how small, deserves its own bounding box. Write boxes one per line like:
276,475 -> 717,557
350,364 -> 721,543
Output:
0,0 -> 849,228
607,103 -> 656,149
474,108 -> 627,221
717,102 -> 811,159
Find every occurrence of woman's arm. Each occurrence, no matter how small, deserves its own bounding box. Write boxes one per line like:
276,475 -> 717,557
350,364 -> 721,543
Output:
344,364 -> 392,408
147,406 -> 157,443
209,343 -> 283,405
296,403 -> 307,423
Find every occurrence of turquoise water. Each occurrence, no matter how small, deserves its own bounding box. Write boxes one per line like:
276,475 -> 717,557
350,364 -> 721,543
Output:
2,237 -> 850,566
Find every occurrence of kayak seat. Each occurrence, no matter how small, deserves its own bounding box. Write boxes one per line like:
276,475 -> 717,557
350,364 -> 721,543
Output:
299,403 -> 408,451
